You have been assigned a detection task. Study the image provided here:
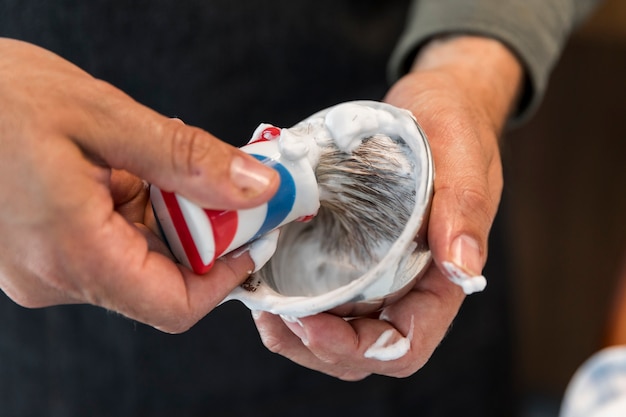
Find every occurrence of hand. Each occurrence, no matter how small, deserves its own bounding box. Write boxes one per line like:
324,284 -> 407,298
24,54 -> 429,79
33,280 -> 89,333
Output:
252,36 -> 522,379
0,38 -> 279,333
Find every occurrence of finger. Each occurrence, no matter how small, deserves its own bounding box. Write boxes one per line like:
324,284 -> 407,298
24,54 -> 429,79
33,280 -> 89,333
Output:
110,169 -> 150,222
301,314 -> 415,377
0,260 -> 81,308
383,72 -> 503,291
73,213 -> 256,333
254,264 -> 465,379
67,81 -> 280,210
427,129 -> 503,282
107,169 -> 173,258
377,264 -> 466,369
253,311 -> 372,381
255,311 -> 417,379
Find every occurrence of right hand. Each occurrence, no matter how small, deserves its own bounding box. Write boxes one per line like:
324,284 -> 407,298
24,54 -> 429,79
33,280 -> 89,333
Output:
0,38 -> 279,333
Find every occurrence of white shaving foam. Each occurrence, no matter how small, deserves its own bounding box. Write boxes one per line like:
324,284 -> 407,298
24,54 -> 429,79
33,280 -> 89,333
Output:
249,229 -> 281,273
441,261 -> 487,295
325,103 -> 396,153
279,315 -> 303,326
278,123 -> 323,168
364,315 -> 414,361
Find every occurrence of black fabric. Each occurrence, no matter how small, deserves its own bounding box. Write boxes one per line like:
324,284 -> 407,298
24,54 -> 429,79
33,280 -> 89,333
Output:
0,1 -> 514,416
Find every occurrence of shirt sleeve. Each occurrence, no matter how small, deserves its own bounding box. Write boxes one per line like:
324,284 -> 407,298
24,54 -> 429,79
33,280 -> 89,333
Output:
388,0 -> 602,122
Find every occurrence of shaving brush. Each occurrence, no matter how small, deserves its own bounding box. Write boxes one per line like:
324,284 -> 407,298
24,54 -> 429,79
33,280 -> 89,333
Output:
152,101 -> 434,317
314,133 -> 416,263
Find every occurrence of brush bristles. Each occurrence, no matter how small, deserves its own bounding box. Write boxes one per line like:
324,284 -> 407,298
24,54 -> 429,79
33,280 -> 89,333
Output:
312,134 -> 416,263
255,133 -> 419,297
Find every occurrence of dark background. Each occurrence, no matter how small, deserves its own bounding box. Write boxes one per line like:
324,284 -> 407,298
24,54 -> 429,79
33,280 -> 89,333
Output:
505,0 -> 626,414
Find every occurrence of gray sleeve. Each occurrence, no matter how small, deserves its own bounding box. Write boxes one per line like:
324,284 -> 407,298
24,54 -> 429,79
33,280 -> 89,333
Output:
388,0 -> 602,121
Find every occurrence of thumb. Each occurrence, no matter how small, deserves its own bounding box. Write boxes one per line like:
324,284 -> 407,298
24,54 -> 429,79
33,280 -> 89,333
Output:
430,180 -> 492,273
427,145 -> 503,296
72,84 -> 280,210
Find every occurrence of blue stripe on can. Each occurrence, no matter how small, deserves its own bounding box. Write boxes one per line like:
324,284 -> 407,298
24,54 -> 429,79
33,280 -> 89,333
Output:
251,154 -> 296,239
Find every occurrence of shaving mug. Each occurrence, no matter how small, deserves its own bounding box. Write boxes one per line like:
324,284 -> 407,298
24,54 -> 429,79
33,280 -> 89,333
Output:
225,101 -> 434,317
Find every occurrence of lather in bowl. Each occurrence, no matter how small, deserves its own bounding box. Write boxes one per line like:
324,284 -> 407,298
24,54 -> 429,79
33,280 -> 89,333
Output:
225,101 -> 434,318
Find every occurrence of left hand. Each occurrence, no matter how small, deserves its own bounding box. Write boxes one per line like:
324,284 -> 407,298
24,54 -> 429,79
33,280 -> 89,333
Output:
252,36 -> 523,380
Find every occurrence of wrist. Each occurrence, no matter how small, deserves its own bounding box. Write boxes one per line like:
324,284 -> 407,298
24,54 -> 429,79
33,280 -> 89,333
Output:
410,35 -> 523,133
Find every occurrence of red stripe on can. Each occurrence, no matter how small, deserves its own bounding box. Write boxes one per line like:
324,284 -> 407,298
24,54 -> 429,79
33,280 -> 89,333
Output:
204,209 -> 238,258
161,190 -> 214,274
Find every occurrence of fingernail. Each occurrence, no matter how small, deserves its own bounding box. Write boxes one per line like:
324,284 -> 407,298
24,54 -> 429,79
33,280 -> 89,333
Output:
450,234 -> 483,276
230,155 -> 276,197
445,234 -> 487,295
251,310 -> 262,320
442,261 -> 487,295
280,315 -> 309,346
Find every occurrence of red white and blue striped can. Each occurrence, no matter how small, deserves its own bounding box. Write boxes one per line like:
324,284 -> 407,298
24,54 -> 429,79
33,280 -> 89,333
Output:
150,124 -> 320,274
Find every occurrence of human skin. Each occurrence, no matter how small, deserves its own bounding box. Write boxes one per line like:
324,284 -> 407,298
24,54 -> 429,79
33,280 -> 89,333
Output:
0,34 -> 521,378
0,38 -> 279,333
252,35 -> 523,379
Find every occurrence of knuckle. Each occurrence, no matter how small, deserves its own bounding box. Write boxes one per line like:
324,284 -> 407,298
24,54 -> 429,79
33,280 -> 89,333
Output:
0,265 -> 71,308
455,181 -> 496,224
154,315 -> 195,334
167,123 -> 214,178
123,294 -> 198,335
5,291 -> 46,309
336,369 -> 370,381
163,322 -> 194,335
391,361 -> 424,378
259,331 -> 288,354
317,353 -> 342,367
87,78 -> 132,108
159,300 -> 199,334
88,78 -> 119,96
79,286 -> 104,307
93,78 -> 121,95
306,341 -> 343,366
